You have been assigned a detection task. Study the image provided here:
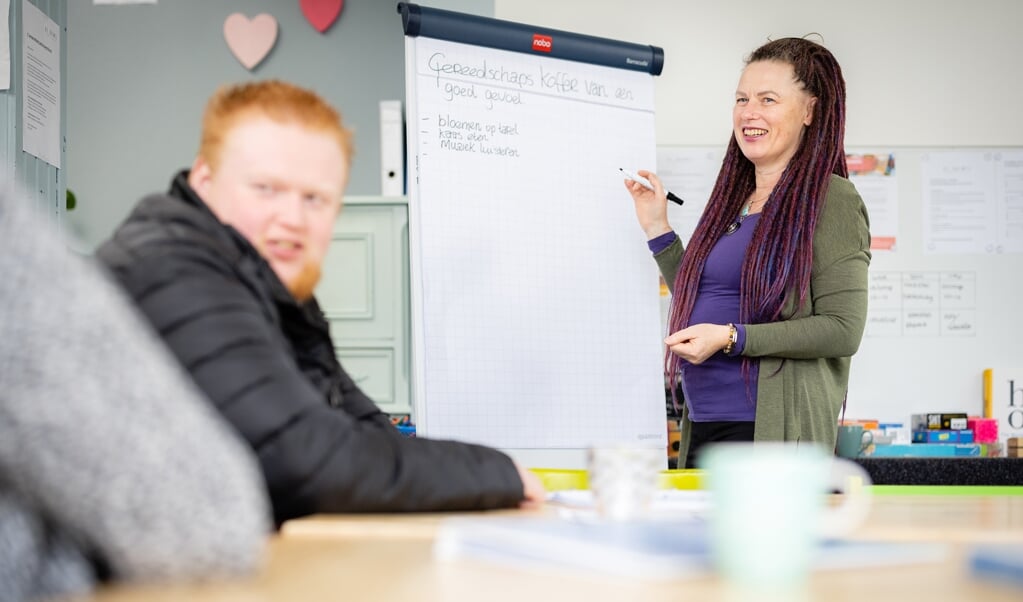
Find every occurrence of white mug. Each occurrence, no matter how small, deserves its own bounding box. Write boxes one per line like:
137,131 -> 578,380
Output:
700,442 -> 872,590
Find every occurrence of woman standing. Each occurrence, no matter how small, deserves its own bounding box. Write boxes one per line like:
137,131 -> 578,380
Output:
626,37 -> 871,468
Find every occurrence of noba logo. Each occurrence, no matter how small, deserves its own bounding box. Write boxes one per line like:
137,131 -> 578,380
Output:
532,34 -> 552,52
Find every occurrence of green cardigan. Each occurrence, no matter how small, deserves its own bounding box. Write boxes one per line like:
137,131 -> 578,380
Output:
655,174 -> 871,466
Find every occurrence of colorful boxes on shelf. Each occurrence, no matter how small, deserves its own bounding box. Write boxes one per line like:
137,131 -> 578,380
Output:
870,443 -> 981,458
912,429 -> 974,444
911,413 -> 968,431
851,413 -> 1009,458
967,417 -> 999,444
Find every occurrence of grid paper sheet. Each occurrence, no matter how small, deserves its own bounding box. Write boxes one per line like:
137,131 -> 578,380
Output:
405,35 -> 666,454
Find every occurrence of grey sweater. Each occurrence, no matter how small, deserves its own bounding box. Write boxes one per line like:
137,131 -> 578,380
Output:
0,186 -> 270,601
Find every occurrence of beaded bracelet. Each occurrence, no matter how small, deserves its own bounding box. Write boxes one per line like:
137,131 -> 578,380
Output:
723,323 -> 737,355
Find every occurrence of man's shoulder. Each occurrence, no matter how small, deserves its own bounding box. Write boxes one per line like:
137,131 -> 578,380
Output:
95,189 -> 284,319
97,192 -> 236,271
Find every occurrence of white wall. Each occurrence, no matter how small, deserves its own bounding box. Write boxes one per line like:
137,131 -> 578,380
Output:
496,0 -> 1023,147
495,0 -> 1023,433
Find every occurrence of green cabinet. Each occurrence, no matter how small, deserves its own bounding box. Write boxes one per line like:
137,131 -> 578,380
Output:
316,197 -> 410,415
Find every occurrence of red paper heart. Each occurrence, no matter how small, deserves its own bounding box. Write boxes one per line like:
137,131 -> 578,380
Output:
299,0 -> 344,33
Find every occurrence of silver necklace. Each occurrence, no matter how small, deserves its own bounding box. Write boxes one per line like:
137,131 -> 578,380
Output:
724,201 -> 754,235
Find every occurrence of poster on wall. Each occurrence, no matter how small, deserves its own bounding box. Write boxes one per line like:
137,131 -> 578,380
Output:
1,0 -> 10,90
21,0 -> 61,168
846,150 -> 898,251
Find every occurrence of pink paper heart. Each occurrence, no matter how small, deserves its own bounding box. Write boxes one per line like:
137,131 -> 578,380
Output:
299,0 -> 344,33
223,13 -> 278,70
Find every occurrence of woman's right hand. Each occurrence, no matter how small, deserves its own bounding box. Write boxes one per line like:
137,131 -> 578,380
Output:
664,323 -> 733,365
624,169 -> 673,239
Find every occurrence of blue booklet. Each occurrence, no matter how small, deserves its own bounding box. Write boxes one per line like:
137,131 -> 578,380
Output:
970,545 -> 1023,588
435,517 -> 946,581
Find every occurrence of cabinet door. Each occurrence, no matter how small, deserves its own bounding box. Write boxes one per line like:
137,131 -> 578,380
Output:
317,204 -> 409,415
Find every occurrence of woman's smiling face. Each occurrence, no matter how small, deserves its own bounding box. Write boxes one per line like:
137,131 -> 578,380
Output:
733,60 -> 817,173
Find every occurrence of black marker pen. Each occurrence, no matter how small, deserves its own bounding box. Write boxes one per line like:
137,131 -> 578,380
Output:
619,168 -> 684,206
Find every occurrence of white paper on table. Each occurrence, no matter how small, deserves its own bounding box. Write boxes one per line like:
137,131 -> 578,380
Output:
547,488 -> 712,521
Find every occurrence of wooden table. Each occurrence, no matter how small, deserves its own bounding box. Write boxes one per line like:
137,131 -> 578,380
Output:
79,494 -> 1023,602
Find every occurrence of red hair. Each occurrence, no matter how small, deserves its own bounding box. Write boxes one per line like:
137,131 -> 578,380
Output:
198,80 -> 354,171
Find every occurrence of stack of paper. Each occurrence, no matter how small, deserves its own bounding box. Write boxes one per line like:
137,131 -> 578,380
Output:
436,517 -> 712,580
435,516 -> 947,581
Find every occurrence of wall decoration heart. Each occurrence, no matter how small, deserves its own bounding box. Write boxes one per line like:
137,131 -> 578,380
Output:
299,0 -> 344,33
223,13 -> 278,70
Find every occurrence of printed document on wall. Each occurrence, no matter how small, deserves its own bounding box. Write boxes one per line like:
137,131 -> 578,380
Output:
21,0 -> 60,168
1,0 -> 10,90
920,150 -> 1023,254
921,151 -> 993,254
995,150 -> 1023,254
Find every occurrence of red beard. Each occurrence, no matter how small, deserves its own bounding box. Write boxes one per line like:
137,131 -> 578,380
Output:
286,260 -> 322,302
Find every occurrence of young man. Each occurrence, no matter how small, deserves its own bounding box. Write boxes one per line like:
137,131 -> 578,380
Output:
97,80 -> 544,525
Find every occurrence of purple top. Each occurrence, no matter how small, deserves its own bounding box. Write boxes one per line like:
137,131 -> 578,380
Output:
649,216 -> 760,421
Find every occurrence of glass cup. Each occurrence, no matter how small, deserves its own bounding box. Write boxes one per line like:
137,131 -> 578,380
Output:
586,445 -> 664,521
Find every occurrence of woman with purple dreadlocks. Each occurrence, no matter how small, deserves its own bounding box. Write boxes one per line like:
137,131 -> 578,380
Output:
625,37 -> 871,468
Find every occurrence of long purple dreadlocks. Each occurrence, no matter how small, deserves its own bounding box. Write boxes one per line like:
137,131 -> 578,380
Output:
666,37 -> 849,394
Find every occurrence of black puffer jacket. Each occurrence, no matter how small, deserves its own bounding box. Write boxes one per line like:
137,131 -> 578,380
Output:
97,171 -> 524,525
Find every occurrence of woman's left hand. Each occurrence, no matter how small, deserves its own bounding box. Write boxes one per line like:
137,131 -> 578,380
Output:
664,323 -> 733,364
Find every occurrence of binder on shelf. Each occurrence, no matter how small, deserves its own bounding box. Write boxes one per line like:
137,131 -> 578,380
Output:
379,100 -> 405,196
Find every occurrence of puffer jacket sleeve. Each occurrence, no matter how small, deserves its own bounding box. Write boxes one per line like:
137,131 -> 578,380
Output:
101,234 -> 525,525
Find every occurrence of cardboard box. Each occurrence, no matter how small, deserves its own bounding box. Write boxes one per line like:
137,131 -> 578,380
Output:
967,417 -> 999,444
911,413 -> 969,431
870,443 -> 980,457
912,429 -> 974,444
840,419 -> 879,430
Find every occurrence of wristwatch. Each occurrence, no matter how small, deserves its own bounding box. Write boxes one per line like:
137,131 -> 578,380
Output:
723,323 -> 738,355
